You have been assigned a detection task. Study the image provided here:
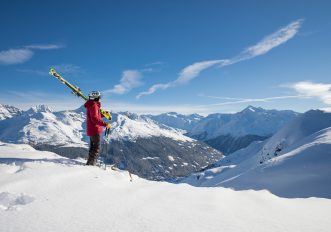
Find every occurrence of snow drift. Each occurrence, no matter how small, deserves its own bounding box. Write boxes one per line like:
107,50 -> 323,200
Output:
1,142 -> 331,232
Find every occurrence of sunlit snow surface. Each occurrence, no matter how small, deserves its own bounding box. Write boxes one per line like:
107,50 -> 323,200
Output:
110,113 -> 193,142
183,111 -> 331,199
1,142 -> 331,232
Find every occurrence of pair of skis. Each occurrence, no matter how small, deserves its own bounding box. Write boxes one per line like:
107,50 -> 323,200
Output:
49,68 -> 112,120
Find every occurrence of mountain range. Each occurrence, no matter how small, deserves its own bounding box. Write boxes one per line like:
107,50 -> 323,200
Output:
0,104 -> 223,180
0,103 -> 307,180
147,106 -> 298,154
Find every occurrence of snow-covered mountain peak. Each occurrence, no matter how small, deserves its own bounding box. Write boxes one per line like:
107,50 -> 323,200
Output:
26,105 -> 53,114
146,112 -> 204,132
166,112 -> 179,117
241,105 -> 263,113
188,107 -> 298,139
118,111 -> 140,120
0,104 -> 22,120
110,112 -> 193,142
0,106 -> 87,147
73,105 -> 86,114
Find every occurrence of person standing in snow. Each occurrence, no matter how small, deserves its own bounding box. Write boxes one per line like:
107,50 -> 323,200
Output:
84,91 -> 111,166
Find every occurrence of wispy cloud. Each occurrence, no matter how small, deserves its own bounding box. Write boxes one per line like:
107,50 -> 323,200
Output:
25,43 -> 64,50
0,43 -> 64,65
144,61 -> 164,67
0,49 -> 33,65
198,94 -> 309,107
231,19 -> 303,63
174,60 -> 228,85
288,81 -> 331,105
51,64 -> 84,76
137,83 -> 170,99
16,64 -> 83,77
137,19 -> 303,98
104,70 -> 142,94
137,60 -> 227,98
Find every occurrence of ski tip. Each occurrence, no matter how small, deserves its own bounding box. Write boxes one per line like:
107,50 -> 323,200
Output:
49,68 -> 56,75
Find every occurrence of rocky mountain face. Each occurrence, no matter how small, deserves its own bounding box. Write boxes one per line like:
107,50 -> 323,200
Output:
103,111 -> 223,180
204,134 -> 270,155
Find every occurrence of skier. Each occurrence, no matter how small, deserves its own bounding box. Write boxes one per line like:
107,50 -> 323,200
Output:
84,91 -> 111,166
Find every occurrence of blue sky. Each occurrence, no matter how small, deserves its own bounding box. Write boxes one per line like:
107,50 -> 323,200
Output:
0,0 -> 330,114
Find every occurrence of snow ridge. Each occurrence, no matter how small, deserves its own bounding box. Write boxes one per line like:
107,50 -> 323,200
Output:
0,105 -> 87,147
0,104 -> 22,120
110,112 -> 193,142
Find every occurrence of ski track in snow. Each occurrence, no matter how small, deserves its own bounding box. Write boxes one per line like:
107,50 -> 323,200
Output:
1,142 -> 331,232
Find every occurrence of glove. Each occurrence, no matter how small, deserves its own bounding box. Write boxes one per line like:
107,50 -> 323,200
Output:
100,109 -> 112,120
106,124 -> 111,129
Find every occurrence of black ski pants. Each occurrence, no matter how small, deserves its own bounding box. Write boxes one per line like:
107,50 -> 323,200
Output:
86,134 -> 101,165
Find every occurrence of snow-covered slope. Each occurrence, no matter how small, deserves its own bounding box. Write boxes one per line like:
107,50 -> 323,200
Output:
188,106 -> 299,140
0,105 -> 87,147
258,110 -> 331,163
1,142 -> 331,232
183,110 -> 331,198
0,104 -> 22,120
110,112 -> 193,142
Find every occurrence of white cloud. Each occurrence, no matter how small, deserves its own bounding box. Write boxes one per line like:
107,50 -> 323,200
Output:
0,49 -> 33,65
174,60 -> 228,85
137,19 -> 303,98
136,83 -> 170,99
232,19 -> 303,63
136,60 -> 227,99
105,70 -> 142,94
0,43 -> 64,65
289,81 -> 331,105
25,44 -> 64,50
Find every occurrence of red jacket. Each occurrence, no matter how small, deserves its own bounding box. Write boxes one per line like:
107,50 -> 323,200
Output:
84,100 -> 107,136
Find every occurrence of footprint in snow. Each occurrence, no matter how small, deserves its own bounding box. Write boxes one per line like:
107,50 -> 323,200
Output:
0,192 -> 35,211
